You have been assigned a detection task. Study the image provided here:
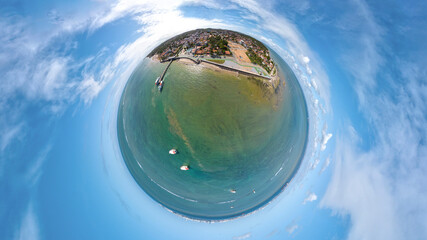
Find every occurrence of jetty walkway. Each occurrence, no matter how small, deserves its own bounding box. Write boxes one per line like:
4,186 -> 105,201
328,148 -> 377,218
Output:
159,59 -> 174,81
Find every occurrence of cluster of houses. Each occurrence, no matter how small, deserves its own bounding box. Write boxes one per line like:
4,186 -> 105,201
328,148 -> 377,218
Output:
158,29 -> 275,73
187,47 -> 231,56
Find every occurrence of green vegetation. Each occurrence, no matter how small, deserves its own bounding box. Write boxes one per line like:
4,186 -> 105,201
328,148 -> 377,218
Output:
147,28 -> 275,73
246,48 -> 271,73
237,32 -> 269,52
185,42 -> 195,50
208,35 -> 230,54
207,59 -> 225,64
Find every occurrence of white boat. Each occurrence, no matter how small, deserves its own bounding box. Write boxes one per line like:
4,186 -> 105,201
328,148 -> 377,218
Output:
180,165 -> 189,171
230,189 -> 236,194
169,149 -> 177,155
155,77 -> 160,85
158,80 -> 164,92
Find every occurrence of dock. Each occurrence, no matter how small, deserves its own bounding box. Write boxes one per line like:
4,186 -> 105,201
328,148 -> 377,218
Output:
159,58 -> 174,81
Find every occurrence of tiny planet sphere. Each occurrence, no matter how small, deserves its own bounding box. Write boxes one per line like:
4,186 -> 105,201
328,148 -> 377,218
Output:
117,28 -> 308,220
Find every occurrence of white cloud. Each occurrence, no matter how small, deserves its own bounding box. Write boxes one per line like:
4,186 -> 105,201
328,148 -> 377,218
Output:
0,1 -> 136,112
14,204 -> 39,240
29,57 -> 71,101
321,135 -> 403,240
320,123 -> 332,151
321,1 -> 427,239
320,157 -> 330,174
303,192 -> 317,204
302,56 -> 310,63
0,122 -> 24,152
0,21 -> 71,113
286,223 -> 298,234
309,158 -> 320,170
321,133 -> 332,151
78,75 -> 106,105
241,14 -> 260,22
26,144 -> 52,185
233,232 -> 251,240
90,0 -> 181,31
0,7 -> 122,237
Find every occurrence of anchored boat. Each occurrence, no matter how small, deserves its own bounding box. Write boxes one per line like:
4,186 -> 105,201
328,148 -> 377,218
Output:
180,165 -> 189,171
158,80 -> 164,92
155,77 -> 160,86
169,149 -> 177,155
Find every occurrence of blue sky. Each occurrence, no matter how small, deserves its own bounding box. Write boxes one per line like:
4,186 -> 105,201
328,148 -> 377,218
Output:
1,0 -> 426,239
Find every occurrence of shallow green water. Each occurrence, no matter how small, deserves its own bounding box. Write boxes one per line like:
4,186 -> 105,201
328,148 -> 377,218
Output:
118,53 -> 308,220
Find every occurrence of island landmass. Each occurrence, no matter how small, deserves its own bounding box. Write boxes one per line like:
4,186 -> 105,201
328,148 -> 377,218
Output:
148,28 -> 280,89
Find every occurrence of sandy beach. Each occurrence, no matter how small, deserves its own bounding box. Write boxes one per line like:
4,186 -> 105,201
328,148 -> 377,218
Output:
150,54 -> 281,90
177,58 -> 240,75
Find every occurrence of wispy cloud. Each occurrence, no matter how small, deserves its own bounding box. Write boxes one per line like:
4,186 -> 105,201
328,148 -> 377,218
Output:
320,123 -> 333,151
321,134 -> 403,240
303,192 -> 318,204
321,0 -> 427,239
14,203 -> 39,240
233,232 -> 251,240
0,11 -> 113,158
320,157 -> 330,174
25,144 -> 52,186
0,122 -> 24,152
309,158 -> 320,170
1,141 -> 52,239
286,223 -> 299,234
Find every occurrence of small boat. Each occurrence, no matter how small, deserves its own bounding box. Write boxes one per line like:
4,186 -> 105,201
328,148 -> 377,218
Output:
155,77 -> 160,85
230,189 -> 236,194
158,81 -> 164,92
180,165 -> 189,171
169,149 -> 177,155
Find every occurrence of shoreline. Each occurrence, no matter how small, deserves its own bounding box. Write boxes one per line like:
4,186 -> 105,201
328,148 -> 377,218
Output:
150,55 -> 281,90
177,58 -> 235,74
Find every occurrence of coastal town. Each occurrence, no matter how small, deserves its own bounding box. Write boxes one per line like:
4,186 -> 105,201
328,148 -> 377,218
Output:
148,29 -> 279,83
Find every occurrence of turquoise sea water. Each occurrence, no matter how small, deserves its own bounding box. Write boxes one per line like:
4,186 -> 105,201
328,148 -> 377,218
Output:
117,52 -> 308,220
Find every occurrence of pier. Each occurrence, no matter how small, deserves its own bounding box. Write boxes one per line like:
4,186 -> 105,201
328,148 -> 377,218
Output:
157,57 -> 199,88
159,58 -> 175,81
